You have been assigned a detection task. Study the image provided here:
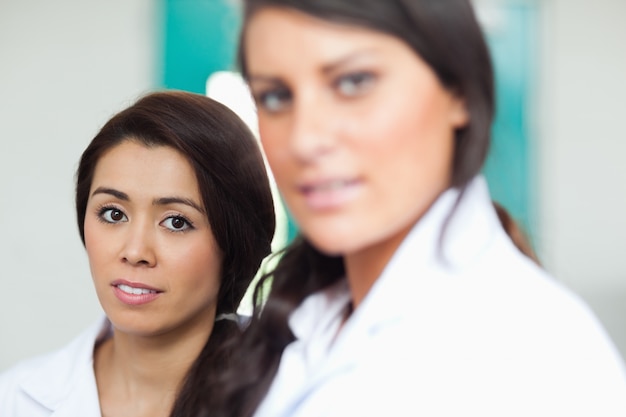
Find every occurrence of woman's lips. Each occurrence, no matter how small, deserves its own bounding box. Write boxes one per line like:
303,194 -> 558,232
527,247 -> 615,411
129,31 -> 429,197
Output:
299,178 -> 361,210
116,283 -> 157,295
111,280 -> 162,306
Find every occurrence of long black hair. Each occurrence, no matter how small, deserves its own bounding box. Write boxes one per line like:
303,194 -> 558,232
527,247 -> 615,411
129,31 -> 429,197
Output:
204,1 -> 495,415
75,90 -> 275,417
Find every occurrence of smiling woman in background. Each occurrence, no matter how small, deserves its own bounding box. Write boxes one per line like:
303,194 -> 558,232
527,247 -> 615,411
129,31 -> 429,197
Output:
200,0 -> 626,416
0,91 -> 275,417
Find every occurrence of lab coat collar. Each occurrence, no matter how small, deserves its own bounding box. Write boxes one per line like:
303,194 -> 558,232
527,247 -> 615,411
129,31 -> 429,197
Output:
19,318 -> 110,415
288,278 -> 351,343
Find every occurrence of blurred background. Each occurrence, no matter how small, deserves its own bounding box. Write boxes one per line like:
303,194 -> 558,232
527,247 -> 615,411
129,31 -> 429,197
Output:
1,0 -> 625,371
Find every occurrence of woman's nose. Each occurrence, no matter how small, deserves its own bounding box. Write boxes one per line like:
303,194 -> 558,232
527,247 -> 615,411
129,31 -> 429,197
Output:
120,221 -> 156,267
288,91 -> 336,163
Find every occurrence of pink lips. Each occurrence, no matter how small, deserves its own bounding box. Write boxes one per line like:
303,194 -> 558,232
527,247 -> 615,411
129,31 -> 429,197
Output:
111,279 -> 162,306
299,178 -> 361,210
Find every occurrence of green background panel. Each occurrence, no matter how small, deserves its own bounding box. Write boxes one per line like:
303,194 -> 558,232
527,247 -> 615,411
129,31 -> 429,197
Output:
483,3 -> 537,239
162,0 -> 241,93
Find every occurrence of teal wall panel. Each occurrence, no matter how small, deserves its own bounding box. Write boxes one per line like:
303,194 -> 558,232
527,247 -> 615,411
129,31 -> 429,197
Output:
483,4 -> 537,238
162,0 -> 241,93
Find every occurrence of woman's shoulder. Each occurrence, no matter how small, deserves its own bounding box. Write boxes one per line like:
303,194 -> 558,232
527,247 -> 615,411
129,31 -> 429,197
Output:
0,317 -> 108,415
470,232 -> 606,335
0,351 -> 50,394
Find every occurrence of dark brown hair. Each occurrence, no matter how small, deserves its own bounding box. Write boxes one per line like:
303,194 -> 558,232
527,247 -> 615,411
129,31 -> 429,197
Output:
493,201 -> 540,265
75,90 -> 275,417
204,1 -> 533,415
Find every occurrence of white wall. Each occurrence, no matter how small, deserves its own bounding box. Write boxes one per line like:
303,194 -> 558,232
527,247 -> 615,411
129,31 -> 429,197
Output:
0,0 -> 157,371
537,0 -> 626,356
1,0 -> 625,372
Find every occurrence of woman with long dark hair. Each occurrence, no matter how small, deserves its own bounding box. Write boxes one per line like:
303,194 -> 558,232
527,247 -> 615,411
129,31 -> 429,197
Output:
0,90 -> 275,417
203,0 -> 626,416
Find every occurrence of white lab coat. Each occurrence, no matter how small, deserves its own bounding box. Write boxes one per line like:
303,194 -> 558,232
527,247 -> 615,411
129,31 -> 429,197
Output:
254,176 -> 626,417
0,318 -> 110,417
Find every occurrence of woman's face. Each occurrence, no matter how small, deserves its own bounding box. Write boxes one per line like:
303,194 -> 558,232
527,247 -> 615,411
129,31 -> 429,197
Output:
245,8 -> 469,258
84,141 -> 222,338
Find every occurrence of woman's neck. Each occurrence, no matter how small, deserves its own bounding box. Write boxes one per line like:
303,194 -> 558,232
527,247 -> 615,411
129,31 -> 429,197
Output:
94,322 -> 212,417
344,224 -> 412,309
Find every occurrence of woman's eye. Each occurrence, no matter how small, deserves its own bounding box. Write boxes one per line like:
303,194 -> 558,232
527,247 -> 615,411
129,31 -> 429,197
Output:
335,72 -> 376,97
100,208 -> 128,223
161,216 -> 192,232
256,88 -> 292,113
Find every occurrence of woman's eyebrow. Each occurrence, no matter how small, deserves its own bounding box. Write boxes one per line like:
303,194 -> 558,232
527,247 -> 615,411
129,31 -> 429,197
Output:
320,50 -> 375,75
248,50 -> 377,84
154,197 -> 205,214
247,74 -> 282,84
90,188 -> 204,214
91,187 -> 128,201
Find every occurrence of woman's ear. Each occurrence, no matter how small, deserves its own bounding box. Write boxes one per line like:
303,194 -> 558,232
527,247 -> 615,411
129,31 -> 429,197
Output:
449,94 -> 470,128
